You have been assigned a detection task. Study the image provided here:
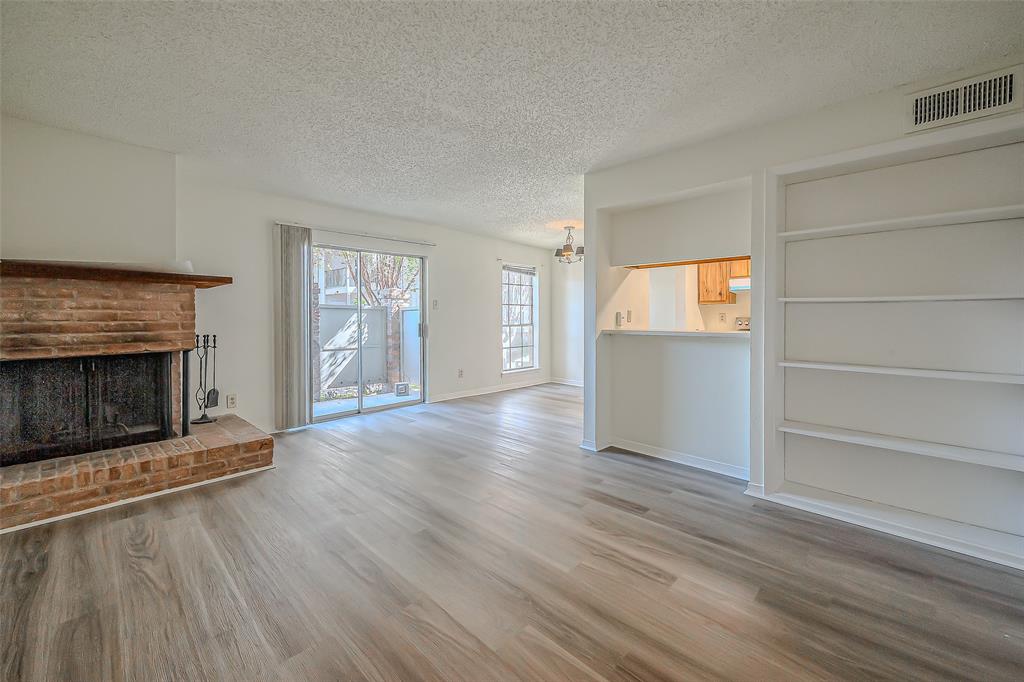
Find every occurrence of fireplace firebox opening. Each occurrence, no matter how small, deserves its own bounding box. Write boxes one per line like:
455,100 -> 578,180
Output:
0,352 -> 174,467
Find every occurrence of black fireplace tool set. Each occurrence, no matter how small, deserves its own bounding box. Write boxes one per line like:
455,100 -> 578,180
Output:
191,333 -> 219,424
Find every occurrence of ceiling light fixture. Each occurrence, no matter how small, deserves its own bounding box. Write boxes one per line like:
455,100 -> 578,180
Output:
553,226 -> 584,264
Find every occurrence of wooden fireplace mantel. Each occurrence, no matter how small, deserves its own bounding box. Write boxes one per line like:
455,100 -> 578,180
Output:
0,259 -> 232,288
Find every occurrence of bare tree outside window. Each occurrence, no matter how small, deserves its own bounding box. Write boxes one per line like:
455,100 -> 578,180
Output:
501,265 -> 536,371
341,251 -> 420,314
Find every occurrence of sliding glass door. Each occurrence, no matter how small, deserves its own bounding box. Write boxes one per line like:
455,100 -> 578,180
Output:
311,246 -> 424,420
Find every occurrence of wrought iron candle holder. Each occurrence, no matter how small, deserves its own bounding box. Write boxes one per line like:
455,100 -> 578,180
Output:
191,333 -> 219,424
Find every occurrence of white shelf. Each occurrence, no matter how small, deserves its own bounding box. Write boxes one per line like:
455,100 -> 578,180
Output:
601,329 -> 750,339
778,420 -> 1024,472
779,293 -> 1024,303
761,482 -> 1024,570
778,360 -> 1024,385
777,204 -> 1024,242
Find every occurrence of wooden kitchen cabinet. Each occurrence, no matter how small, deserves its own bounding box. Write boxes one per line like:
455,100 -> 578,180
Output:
729,258 -> 751,278
697,261 -> 735,304
697,257 -> 749,304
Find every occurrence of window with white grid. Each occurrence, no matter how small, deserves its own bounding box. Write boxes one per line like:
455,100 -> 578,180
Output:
501,265 -> 537,372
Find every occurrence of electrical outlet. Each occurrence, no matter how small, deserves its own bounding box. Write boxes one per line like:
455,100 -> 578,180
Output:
719,312 -> 726,322
226,394 -> 237,409
458,368 -> 464,379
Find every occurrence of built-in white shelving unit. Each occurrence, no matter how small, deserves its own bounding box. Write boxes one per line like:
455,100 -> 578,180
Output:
759,121 -> 1024,569
768,482 -> 1024,569
778,420 -> 1024,472
779,293 -> 1024,303
776,203 -> 1024,241
777,360 -> 1024,385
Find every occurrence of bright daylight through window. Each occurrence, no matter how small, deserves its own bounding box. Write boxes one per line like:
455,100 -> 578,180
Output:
501,265 -> 536,372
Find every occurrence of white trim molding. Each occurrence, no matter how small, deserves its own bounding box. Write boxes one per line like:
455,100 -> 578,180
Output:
776,203 -> 1024,241
778,360 -> 1024,385
743,483 -> 766,498
759,484 -> 1024,571
550,377 -> 584,387
428,377 -> 550,404
778,420 -> 1024,473
610,438 -> 750,481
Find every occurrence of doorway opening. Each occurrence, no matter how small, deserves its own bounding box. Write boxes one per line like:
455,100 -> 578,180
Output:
311,246 -> 425,420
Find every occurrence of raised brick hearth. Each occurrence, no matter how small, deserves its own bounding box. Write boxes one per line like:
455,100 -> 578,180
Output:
0,415 -> 273,529
0,260 -> 273,530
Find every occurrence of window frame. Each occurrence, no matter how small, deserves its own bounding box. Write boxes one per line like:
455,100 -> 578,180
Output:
500,264 -> 539,374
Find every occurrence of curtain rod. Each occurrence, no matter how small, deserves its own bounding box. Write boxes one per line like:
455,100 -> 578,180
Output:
276,220 -> 437,247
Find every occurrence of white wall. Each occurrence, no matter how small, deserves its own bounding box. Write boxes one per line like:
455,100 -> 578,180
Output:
1,115 -> 176,262
0,118 -> 554,435
681,266 -> 702,332
609,184 -> 750,266
550,259 -> 583,385
176,157 -> 552,432
600,267 -> 652,333
609,334 -> 750,479
646,267 -> 683,330
700,290 -> 751,333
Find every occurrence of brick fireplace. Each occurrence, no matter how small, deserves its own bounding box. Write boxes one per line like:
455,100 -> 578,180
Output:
0,260 -> 273,530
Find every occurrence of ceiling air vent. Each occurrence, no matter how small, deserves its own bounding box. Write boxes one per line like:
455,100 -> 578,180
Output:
906,65 -> 1022,133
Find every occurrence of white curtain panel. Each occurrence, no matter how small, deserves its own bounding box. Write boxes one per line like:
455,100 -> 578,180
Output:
274,223 -> 312,429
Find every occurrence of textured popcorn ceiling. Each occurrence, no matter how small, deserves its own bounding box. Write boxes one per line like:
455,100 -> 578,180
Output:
3,2 -> 1023,247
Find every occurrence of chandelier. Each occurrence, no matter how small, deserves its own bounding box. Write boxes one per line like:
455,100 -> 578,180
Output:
553,226 -> 584,264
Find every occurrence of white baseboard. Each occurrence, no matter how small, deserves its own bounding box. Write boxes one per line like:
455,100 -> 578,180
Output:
760,483 -> 1024,571
743,483 -> 766,498
0,465 -> 275,535
428,377 -> 551,404
550,377 -> 584,387
610,438 -> 750,481
579,439 -> 597,452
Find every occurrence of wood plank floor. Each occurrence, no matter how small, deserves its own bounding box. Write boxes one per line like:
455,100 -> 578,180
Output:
2,384 -> 1022,681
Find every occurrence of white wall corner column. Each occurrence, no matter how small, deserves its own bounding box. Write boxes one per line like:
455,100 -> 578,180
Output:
746,171 -> 768,492
583,203 -> 613,451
